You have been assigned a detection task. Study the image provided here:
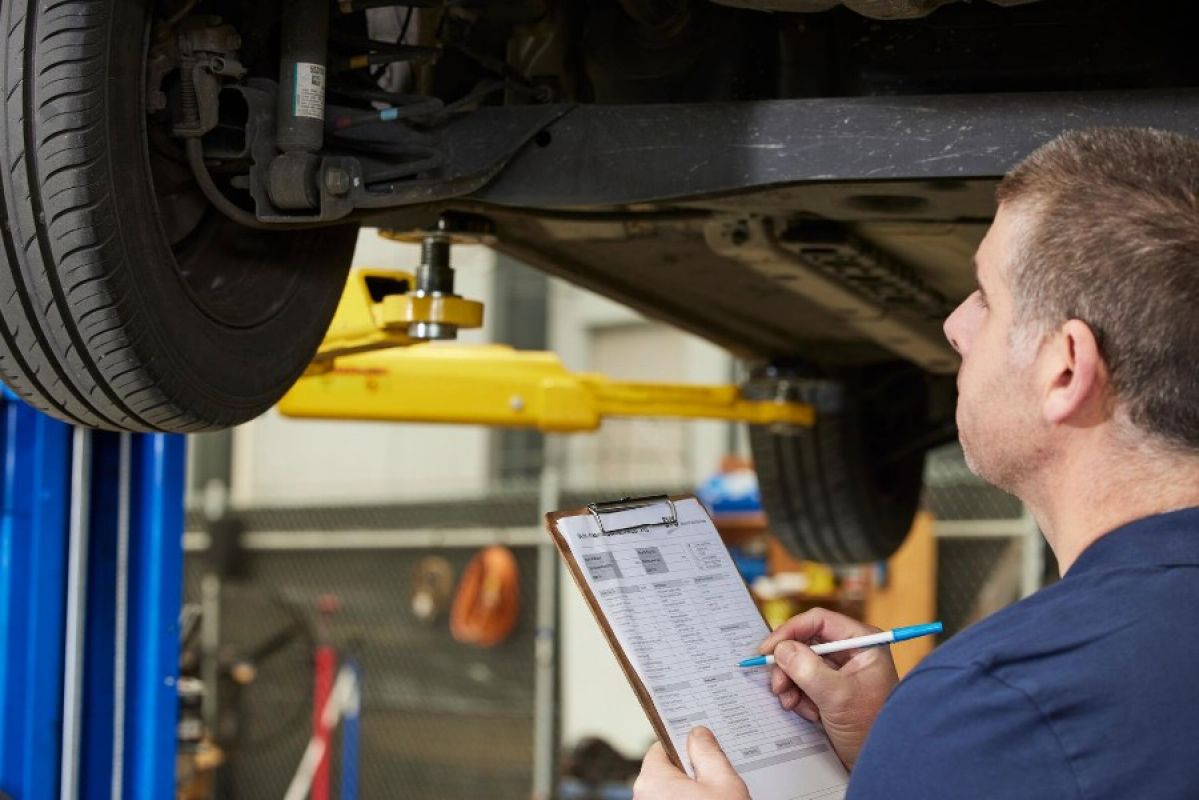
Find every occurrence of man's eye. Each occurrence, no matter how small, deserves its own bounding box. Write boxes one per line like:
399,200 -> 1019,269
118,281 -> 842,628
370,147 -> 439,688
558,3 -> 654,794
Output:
975,292 -> 989,310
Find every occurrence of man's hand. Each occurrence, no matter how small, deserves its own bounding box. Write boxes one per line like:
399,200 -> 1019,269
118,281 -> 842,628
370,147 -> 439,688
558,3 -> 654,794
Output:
759,608 -> 900,769
633,727 -> 750,800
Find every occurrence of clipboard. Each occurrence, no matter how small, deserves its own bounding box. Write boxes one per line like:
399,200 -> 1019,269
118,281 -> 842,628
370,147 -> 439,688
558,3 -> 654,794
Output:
547,493 -> 849,798
544,492 -> 717,770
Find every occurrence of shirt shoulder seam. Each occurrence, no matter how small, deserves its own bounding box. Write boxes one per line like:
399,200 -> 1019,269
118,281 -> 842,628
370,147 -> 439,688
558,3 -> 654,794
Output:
899,664 -> 1086,800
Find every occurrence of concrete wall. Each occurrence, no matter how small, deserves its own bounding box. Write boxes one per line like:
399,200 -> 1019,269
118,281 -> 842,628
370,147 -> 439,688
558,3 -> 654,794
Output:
548,282 -> 733,492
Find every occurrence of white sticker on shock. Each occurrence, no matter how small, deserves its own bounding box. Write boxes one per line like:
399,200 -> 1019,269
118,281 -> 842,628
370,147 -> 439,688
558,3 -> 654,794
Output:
293,62 -> 326,120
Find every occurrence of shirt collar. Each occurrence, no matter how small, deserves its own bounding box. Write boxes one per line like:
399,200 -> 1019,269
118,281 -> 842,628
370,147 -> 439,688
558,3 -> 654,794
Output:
1068,505 -> 1199,577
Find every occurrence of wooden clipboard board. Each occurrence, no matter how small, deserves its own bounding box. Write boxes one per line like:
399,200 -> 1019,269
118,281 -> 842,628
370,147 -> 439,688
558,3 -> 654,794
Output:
544,493 -> 701,771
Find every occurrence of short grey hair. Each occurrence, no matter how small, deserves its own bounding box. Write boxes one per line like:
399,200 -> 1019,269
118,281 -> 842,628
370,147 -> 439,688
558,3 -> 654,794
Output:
996,127 -> 1199,451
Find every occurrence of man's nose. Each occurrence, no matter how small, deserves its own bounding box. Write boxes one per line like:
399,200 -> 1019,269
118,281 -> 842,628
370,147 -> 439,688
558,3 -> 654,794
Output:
943,305 -> 965,355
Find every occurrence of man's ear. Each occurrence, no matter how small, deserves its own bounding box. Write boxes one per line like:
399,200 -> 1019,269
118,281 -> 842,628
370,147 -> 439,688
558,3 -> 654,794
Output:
1042,319 -> 1109,425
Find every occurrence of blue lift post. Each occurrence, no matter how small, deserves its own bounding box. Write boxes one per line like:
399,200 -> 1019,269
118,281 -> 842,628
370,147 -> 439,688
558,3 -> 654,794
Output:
0,391 -> 187,800
0,394 -> 72,799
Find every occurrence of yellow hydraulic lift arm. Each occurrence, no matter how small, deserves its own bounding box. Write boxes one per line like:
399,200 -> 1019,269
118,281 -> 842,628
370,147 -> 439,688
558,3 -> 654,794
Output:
280,269 -> 815,432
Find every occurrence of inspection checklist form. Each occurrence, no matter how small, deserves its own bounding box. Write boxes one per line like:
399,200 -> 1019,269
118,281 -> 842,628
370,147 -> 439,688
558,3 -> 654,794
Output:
557,497 -> 848,800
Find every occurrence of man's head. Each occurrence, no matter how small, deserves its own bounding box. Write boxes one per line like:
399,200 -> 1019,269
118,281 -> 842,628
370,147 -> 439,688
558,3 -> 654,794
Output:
944,128 -> 1199,493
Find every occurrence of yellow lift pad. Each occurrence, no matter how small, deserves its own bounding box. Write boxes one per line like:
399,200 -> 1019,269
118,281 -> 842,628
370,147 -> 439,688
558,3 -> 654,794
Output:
309,267 -> 484,366
281,269 -> 815,432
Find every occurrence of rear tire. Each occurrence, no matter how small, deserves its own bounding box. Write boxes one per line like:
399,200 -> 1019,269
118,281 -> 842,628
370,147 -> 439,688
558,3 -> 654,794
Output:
747,363 -> 929,564
0,0 -> 355,432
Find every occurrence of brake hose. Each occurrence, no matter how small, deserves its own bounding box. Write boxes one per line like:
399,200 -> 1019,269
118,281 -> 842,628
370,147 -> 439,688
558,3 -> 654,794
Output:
184,139 -> 275,230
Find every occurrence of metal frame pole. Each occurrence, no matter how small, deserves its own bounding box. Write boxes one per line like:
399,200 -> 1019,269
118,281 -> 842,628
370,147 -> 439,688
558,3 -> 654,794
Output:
532,434 -> 562,800
60,428 -> 92,800
78,431 -> 184,800
124,433 -> 187,798
78,431 -> 187,800
0,394 -> 72,800
80,431 -> 123,796
0,391 -> 187,800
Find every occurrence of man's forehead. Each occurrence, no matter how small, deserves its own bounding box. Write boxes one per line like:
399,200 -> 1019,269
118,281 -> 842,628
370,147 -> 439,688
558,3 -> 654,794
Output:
976,205 -> 1022,285
974,236 -> 996,288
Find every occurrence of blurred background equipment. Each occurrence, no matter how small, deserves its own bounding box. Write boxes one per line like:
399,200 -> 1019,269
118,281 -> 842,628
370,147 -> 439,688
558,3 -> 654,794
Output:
183,527 -> 545,798
559,737 -> 643,800
450,546 -> 522,647
410,556 -> 456,622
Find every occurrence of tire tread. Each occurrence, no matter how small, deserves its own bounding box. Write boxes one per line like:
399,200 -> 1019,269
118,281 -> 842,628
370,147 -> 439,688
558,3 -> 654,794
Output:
0,0 -> 154,428
749,367 -> 928,565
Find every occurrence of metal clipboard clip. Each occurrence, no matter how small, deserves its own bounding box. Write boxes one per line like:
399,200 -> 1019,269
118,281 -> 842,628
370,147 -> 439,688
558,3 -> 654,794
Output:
587,494 -> 679,535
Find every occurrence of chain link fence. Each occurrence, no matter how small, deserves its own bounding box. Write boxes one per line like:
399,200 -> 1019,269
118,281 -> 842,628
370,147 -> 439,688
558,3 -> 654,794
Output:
923,442 -> 1037,639
184,544 -> 542,799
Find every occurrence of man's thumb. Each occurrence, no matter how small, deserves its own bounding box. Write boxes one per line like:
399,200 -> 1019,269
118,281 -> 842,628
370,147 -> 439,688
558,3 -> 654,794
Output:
687,727 -> 738,786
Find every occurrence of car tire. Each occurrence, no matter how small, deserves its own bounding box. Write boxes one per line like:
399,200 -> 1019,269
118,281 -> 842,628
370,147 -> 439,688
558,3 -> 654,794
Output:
747,363 -> 930,564
0,0 -> 355,432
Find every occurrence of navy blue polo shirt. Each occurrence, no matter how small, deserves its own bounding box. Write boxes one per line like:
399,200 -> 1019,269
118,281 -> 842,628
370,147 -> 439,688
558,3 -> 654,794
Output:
848,507 -> 1199,799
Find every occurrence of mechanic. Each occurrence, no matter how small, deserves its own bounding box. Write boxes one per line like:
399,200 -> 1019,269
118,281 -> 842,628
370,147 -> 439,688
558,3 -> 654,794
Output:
632,127 -> 1199,799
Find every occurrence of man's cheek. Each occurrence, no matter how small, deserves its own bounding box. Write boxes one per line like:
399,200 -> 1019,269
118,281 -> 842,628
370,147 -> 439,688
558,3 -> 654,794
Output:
954,364 -> 982,425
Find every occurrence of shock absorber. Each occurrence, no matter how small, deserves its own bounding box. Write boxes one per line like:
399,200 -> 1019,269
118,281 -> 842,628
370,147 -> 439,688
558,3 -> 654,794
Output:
269,0 -> 330,211
277,0 -> 329,154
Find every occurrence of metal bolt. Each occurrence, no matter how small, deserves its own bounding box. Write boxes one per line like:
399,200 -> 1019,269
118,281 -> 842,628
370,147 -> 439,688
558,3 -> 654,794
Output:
416,233 -> 455,295
324,167 -> 352,197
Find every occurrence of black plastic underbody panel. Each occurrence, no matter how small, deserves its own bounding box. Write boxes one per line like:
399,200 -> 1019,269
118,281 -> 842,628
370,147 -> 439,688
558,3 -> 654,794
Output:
468,89 -> 1199,209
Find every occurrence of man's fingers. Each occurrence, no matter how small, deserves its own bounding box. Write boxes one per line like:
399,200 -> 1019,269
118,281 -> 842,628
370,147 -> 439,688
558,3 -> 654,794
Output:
773,640 -> 842,704
780,686 -> 819,719
634,742 -> 686,799
641,741 -> 676,773
770,665 -> 795,695
687,727 -> 740,787
794,695 -> 821,723
820,647 -> 861,668
759,607 -> 878,655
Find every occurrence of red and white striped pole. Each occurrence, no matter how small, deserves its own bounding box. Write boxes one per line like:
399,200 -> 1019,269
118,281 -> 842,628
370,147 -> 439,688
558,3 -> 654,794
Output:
312,594 -> 340,800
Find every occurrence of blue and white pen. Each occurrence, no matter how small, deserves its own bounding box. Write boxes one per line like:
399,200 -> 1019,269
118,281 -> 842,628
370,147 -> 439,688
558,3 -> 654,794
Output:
737,622 -> 943,668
